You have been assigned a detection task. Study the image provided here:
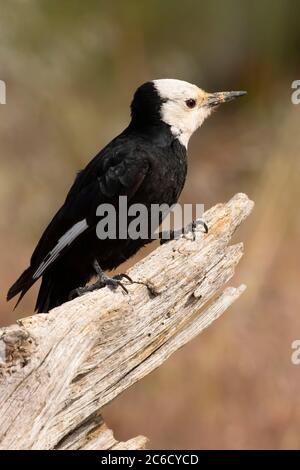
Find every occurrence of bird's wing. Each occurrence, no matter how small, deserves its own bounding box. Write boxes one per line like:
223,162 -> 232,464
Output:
29,143 -> 150,280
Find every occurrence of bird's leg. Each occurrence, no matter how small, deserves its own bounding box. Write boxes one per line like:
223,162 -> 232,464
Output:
93,260 -> 133,292
160,219 -> 208,245
69,260 -> 132,300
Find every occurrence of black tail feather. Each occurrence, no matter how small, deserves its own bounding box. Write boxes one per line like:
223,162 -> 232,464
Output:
7,266 -> 36,309
35,271 -> 77,313
8,264 -> 88,313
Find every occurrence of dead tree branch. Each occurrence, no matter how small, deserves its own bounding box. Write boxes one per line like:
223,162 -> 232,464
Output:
0,193 -> 254,450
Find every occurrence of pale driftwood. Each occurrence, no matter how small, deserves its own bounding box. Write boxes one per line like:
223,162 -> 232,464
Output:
0,193 -> 254,450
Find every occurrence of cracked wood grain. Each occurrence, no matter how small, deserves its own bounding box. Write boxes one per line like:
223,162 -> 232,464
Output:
0,193 -> 254,450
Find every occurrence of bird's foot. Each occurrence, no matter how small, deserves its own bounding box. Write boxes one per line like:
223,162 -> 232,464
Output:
197,219 -> 209,234
160,219 -> 208,245
69,273 -> 133,300
185,219 -> 208,241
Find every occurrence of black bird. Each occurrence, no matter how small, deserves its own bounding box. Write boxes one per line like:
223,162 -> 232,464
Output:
7,79 -> 246,312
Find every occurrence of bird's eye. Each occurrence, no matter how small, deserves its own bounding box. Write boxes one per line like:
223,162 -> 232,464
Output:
185,98 -> 196,109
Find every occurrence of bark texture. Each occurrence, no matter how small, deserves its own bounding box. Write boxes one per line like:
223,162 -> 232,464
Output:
0,193 -> 254,450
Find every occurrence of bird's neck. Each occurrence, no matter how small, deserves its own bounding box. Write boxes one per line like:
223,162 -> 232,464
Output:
125,119 -> 179,147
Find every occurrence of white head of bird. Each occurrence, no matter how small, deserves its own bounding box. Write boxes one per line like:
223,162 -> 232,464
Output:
152,79 -> 246,148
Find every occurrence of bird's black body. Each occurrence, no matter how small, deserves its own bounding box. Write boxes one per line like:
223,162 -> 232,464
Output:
7,82 -> 187,312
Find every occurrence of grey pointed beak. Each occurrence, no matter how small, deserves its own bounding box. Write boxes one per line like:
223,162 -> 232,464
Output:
206,90 -> 247,107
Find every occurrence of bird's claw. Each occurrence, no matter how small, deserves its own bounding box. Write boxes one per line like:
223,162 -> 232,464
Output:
186,219 -> 208,241
69,273 -> 133,300
103,273 -> 133,293
181,219 -> 209,242
160,219 -> 208,245
197,219 -> 208,234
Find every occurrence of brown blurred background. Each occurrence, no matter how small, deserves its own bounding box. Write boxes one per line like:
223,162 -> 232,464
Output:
1,0 -> 300,449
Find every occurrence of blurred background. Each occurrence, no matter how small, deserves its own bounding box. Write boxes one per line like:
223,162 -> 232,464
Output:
1,0 -> 300,449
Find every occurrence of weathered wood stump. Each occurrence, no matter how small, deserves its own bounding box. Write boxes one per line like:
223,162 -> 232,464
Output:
0,193 -> 254,450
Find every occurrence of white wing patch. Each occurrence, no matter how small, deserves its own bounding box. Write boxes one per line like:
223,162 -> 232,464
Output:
33,219 -> 88,280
